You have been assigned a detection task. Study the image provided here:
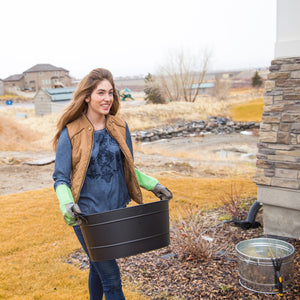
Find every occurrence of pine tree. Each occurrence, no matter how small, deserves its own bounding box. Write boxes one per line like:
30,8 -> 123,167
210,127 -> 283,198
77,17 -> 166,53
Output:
252,71 -> 263,88
144,73 -> 166,104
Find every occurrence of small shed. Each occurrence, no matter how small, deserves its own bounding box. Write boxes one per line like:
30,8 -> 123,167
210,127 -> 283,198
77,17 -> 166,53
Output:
191,82 -> 215,94
34,87 -> 75,116
0,79 -> 4,95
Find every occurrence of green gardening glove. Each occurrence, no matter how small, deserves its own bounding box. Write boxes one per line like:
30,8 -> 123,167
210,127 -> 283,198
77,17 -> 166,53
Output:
135,168 -> 173,200
135,168 -> 159,191
55,184 -> 82,226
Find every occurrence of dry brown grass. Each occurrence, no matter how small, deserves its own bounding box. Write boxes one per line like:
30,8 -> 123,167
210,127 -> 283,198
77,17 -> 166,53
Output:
0,176 -> 257,299
17,112 -> 59,151
0,187 -> 147,300
119,87 -> 264,131
156,177 -> 257,216
0,87 -> 263,151
229,98 -> 264,122
0,88 -> 262,298
0,107 -> 59,151
0,115 -> 38,151
119,99 -> 229,131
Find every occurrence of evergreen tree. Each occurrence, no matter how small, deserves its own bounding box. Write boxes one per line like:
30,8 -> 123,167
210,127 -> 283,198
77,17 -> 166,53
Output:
252,71 -> 263,88
144,73 -> 166,104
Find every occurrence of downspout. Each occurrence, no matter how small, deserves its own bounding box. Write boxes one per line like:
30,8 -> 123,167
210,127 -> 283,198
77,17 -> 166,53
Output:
234,201 -> 263,230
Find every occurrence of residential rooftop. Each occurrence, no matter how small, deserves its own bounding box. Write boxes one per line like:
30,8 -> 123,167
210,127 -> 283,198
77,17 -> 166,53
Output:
3,74 -> 24,82
24,64 -> 68,73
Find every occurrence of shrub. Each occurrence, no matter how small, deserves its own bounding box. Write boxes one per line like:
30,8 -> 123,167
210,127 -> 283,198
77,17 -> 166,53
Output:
170,209 -> 215,261
252,71 -> 263,88
144,73 -> 166,104
218,184 -> 244,219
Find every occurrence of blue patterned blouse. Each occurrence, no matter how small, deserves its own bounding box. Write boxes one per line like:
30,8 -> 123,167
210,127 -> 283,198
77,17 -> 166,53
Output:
53,124 -> 134,215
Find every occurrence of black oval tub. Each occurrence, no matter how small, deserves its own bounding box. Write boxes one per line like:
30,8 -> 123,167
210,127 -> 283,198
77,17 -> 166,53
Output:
79,199 -> 170,261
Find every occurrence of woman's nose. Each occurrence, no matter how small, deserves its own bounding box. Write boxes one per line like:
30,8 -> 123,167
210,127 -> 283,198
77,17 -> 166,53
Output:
103,93 -> 111,100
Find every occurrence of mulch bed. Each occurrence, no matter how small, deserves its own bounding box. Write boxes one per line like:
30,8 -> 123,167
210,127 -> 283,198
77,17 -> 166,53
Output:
66,214 -> 300,299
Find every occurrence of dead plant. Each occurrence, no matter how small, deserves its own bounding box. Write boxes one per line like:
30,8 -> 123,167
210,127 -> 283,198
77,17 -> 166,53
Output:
170,209 -> 215,261
218,183 -> 244,219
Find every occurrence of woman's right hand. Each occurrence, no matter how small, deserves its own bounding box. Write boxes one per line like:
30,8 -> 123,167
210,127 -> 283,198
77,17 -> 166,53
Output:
56,185 -> 82,226
64,203 -> 82,225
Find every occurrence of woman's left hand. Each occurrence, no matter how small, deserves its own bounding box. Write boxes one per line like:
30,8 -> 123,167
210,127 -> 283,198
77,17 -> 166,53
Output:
152,183 -> 173,200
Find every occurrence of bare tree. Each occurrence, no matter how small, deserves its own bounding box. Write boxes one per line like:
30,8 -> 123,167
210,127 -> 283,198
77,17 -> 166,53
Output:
156,49 -> 210,102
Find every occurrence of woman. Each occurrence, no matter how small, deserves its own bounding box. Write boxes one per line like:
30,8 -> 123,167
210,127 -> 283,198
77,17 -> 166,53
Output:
52,68 -> 172,300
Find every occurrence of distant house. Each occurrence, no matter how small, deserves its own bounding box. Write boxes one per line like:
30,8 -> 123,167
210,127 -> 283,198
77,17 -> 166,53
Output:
34,87 -> 75,116
23,64 -> 71,91
3,74 -> 24,93
3,63 -> 72,93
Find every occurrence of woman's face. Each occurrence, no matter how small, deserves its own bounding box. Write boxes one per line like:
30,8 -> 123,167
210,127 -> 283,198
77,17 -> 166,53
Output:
86,79 -> 114,117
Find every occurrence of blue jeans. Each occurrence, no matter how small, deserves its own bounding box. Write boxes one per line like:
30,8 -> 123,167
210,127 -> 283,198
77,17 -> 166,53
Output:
73,226 -> 126,300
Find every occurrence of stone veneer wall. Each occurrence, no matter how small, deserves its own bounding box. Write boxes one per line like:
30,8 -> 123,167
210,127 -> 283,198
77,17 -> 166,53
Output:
253,57 -> 300,238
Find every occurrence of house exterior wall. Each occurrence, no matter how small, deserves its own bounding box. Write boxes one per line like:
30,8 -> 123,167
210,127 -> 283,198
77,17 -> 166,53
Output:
24,70 -> 71,91
257,186 -> 300,238
3,78 -> 25,94
253,0 -> 300,239
254,57 -> 300,238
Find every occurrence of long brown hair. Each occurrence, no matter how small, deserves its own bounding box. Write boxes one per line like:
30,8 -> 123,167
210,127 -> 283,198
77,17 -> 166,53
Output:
53,68 -> 120,151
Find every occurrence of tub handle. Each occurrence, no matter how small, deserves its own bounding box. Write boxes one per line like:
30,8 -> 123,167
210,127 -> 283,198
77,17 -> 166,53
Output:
73,212 -> 88,224
272,258 -> 283,296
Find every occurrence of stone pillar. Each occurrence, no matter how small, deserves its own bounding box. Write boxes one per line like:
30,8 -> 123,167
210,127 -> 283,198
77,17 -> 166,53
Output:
254,57 -> 300,238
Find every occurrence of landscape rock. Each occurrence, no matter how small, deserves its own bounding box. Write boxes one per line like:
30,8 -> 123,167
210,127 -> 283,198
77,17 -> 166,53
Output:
133,117 -> 260,142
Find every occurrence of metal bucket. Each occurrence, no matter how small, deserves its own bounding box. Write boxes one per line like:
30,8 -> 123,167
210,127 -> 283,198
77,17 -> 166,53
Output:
236,238 -> 294,294
79,200 -> 170,261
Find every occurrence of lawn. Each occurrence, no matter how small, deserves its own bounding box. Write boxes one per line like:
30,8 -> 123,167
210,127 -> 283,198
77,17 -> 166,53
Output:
0,177 -> 257,299
229,97 -> 264,122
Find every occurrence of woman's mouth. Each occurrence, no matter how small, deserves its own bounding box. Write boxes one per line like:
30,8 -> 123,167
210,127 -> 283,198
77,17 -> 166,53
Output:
101,104 -> 110,110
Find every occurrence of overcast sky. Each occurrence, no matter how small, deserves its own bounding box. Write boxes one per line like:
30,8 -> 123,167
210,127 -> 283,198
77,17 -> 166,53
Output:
0,0 -> 276,79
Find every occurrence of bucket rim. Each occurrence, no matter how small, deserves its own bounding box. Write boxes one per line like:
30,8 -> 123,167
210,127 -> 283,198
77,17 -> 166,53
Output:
235,237 -> 295,260
80,199 -> 169,218
81,208 -> 170,227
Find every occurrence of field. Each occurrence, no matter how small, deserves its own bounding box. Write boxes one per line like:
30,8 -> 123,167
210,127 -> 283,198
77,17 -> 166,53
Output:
2,89 -> 298,299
